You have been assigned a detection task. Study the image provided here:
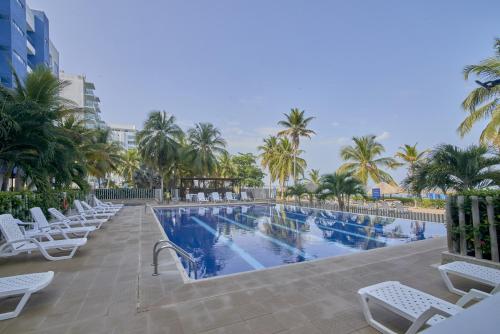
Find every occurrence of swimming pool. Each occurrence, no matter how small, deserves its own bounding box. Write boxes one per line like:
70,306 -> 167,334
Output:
154,204 -> 446,280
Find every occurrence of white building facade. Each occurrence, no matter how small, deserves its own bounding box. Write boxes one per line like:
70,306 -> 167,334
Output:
110,124 -> 137,150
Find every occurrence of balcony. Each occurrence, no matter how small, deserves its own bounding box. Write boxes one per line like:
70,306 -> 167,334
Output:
26,39 -> 35,56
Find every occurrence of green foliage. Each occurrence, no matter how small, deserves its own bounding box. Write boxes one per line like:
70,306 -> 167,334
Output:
187,122 -> 227,177
0,189 -> 86,220
317,171 -> 365,211
231,153 -> 264,187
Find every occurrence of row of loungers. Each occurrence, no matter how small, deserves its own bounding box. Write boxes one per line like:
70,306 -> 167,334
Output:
189,191 -> 251,202
0,196 -> 123,320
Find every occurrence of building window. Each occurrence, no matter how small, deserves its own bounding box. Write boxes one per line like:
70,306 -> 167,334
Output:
12,20 -> 24,36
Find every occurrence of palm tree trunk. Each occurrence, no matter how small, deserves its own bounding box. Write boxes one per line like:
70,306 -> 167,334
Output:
268,174 -> 272,199
293,153 -> 296,185
160,175 -> 164,203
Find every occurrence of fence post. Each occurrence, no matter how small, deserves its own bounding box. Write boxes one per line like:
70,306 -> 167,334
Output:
445,197 -> 454,253
470,196 -> 482,259
457,196 -> 467,256
486,197 -> 499,262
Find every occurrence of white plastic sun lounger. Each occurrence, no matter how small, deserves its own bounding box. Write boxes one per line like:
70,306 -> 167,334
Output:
30,207 -> 95,238
0,215 -> 87,261
438,261 -> 500,296
80,201 -> 117,215
48,208 -> 107,229
358,281 -> 491,334
197,192 -> 209,202
74,200 -> 114,220
93,196 -> 123,209
210,192 -> 222,202
0,271 -> 54,320
240,191 -> 250,201
225,192 -> 237,201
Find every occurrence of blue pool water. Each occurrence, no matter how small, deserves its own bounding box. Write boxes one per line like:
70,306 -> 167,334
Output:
154,204 -> 446,280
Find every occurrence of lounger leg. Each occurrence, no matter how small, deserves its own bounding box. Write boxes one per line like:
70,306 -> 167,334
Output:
0,292 -> 32,320
39,245 -> 78,261
439,269 -> 466,295
358,293 -> 398,334
406,306 -> 452,334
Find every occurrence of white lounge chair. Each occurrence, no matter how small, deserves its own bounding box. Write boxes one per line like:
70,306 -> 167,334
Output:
197,192 -> 209,202
358,281 -> 491,334
241,191 -> 250,201
30,207 -> 95,238
439,261 -> 500,296
48,208 -> 107,229
225,192 -> 237,201
0,215 -> 87,261
0,271 -> 54,320
210,192 -> 222,202
93,196 -> 124,210
81,201 -> 117,215
74,200 -> 114,220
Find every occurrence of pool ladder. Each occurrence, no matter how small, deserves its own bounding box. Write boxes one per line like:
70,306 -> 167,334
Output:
152,239 -> 198,279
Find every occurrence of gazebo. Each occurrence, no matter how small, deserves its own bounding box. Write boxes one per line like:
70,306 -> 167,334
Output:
179,177 -> 241,200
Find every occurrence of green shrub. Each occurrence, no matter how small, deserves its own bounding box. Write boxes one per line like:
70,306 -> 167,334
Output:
0,190 -> 87,220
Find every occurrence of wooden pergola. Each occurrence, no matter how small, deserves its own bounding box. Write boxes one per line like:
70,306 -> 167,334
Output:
179,177 -> 241,199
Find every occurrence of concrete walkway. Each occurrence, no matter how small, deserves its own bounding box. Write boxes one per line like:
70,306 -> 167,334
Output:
0,206 -> 477,334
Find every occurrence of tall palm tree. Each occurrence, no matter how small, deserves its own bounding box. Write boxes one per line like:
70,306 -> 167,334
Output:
458,39 -> 500,145
120,149 -> 140,185
316,171 -> 365,211
277,108 -> 315,184
272,137 -> 306,198
258,135 -> 279,196
395,143 -> 427,168
307,169 -> 321,187
187,123 -> 227,176
339,135 -> 399,185
137,111 -> 183,201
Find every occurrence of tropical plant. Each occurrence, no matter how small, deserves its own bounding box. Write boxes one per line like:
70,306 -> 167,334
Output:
187,123 -> 227,176
286,183 -> 309,205
458,39 -> 500,145
232,153 -> 265,187
137,111 -> 183,200
277,108 -> 315,183
395,143 -> 427,168
119,149 -> 140,185
307,169 -> 321,187
316,171 -> 365,211
339,135 -> 399,185
425,144 -> 500,192
258,135 -> 279,195
217,151 -> 236,178
273,137 -> 306,198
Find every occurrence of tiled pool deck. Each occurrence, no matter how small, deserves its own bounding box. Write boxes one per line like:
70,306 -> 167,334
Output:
0,205 -> 485,334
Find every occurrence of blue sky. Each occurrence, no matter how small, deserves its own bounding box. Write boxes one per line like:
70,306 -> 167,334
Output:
30,0 -> 500,182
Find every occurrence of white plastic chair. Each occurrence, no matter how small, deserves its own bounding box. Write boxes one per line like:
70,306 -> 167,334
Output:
439,261 -> 500,296
80,201 -> 117,216
197,192 -> 209,202
225,192 -> 237,201
30,207 -> 95,238
0,215 -> 87,261
48,208 -> 106,229
210,192 -> 222,202
74,200 -> 113,220
93,196 -> 123,210
241,192 -> 250,201
358,281 -> 490,334
0,271 -> 54,320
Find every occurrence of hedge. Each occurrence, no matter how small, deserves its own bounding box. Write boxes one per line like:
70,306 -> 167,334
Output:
0,190 -> 87,221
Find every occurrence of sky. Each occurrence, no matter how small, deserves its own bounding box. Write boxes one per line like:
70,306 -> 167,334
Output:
29,0 -> 500,183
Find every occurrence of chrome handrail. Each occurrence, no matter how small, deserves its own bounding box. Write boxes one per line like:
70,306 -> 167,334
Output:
152,239 -> 197,278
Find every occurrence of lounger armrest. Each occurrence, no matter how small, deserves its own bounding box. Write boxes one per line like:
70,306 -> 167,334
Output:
49,220 -> 72,229
16,221 -> 36,227
407,305 -> 454,334
47,225 -> 70,239
0,237 -> 40,251
456,288 -> 491,307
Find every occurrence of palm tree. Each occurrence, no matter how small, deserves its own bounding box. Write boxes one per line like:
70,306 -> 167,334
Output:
217,151 -> 235,178
187,123 -> 227,176
258,135 -> 279,197
395,143 -> 427,168
286,183 -> 309,205
339,135 -> 399,185
458,39 -> 500,145
425,144 -> 500,192
277,108 -> 315,184
307,169 -> 321,187
120,149 -> 140,185
316,171 -> 365,211
272,137 -> 306,198
137,111 -> 183,201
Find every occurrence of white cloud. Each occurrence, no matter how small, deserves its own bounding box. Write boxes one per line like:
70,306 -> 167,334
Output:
375,131 -> 390,141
